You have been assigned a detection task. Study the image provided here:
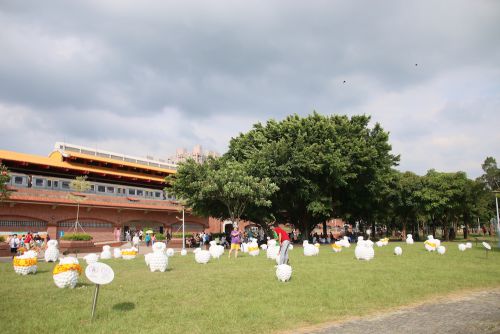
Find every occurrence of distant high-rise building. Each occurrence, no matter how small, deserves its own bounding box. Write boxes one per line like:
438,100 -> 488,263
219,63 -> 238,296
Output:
170,145 -> 219,164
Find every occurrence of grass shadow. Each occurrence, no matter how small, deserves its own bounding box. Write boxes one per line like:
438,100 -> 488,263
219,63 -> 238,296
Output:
76,282 -> 94,287
36,269 -> 50,274
112,302 -> 135,312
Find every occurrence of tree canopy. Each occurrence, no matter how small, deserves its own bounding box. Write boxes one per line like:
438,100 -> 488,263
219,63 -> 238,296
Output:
0,164 -> 11,202
166,157 -> 278,224
225,112 -> 399,235
165,111 -> 497,241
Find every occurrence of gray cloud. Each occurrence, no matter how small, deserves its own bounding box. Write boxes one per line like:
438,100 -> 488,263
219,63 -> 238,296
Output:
1,0 -> 499,177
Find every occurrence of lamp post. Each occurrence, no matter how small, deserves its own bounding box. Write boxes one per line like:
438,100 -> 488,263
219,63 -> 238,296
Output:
182,207 -> 185,250
493,191 -> 500,248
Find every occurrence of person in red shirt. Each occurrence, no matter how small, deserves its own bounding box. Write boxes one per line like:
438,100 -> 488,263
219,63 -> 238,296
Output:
24,232 -> 32,250
273,223 -> 291,265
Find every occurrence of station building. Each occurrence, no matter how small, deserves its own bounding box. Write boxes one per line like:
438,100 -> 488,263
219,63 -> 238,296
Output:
0,143 -> 224,242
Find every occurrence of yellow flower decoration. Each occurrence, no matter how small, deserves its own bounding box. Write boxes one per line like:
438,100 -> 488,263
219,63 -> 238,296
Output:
424,241 -> 436,248
53,264 -> 82,275
121,250 -> 137,256
13,257 -> 37,267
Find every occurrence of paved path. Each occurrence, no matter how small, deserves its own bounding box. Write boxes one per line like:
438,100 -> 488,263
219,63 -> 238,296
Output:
295,288 -> 500,334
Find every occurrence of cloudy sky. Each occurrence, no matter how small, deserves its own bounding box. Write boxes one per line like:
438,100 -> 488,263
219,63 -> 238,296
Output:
1,0 -> 499,178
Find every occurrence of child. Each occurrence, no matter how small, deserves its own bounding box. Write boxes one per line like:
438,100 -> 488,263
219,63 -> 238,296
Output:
228,226 -> 241,259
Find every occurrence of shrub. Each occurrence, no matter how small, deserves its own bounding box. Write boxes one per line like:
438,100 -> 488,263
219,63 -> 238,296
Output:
0,235 -> 5,242
61,233 -> 93,241
172,232 -> 195,239
155,233 -> 166,241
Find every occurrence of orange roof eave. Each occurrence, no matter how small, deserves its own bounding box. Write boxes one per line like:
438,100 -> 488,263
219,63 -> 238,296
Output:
58,151 -> 177,174
0,150 -> 168,183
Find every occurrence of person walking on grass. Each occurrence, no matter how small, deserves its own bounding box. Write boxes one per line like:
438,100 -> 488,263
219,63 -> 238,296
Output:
228,226 -> 241,259
274,222 -> 291,265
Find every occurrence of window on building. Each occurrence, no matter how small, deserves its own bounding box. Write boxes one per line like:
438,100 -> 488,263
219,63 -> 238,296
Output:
97,185 -> 105,193
155,192 -> 161,198
90,185 -> 95,192
137,190 -> 144,196
61,181 -> 70,189
14,176 -> 23,185
128,189 -> 136,195
53,181 -> 59,188
47,180 -> 52,187
34,178 -> 44,187
106,186 -> 115,193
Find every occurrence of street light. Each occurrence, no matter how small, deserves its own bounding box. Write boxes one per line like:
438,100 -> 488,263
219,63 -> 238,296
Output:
182,207 -> 185,250
176,206 -> 185,250
493,191 -> 500,248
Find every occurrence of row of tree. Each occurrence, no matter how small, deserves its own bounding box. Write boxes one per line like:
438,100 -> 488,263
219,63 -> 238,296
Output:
168,113 -> 499,241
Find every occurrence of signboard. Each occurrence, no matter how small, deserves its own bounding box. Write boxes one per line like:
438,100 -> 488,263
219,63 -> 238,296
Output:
85,262 -> 114,285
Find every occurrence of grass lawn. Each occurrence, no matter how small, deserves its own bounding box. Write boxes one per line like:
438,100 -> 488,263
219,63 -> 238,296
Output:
1,241 -> 500,334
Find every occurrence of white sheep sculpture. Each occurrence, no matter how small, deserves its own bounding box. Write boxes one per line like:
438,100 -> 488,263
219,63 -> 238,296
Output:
195,249 -> 211,264
355,239 -> 375,261
208,241 -> 224,259
267,244 -> 279,260
303,241 -> 318,256
149,242 -> 168,272
13,250 -> 38,275
276,264 -> 292,282
100,245 -> 112,260
166,248 -> 175,257
53,256 -> 81,288
248,240 -> 260,257
83,253 -> 99,265
113,247 -> 122,258
44,240 -> 59,262
332,242 -> 343,253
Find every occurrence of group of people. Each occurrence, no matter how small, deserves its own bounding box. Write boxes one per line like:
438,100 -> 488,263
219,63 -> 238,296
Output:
185,231 -> 213,248
227,223 -> 291,265
125,229 -> 174,248
6,232 -> 50,256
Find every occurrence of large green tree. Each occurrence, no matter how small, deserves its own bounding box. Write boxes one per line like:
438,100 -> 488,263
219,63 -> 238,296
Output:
166,157 -> 278,225
478,156 -> 500,232
415,170 -> 471,241
480,157 -> 500,191
389,170 -> 424,239
226,112 -> 399,238
0,164 -> 11,202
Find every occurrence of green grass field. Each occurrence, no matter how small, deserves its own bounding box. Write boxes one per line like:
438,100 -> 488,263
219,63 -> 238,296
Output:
1,241 -> 499,334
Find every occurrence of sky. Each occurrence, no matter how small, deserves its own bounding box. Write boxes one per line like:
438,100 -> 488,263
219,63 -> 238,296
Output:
0,0 -> 499,178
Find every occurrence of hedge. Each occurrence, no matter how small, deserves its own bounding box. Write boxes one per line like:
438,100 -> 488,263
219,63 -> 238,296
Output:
61,233 -> 93,241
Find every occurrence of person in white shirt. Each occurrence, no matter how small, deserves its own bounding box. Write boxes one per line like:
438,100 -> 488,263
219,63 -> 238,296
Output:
9,234 -> 19,256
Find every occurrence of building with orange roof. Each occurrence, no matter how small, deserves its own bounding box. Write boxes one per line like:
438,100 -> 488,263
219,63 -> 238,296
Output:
0,143 -> 220,243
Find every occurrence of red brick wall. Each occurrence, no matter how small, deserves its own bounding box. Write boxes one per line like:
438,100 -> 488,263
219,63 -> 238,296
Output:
0,202 -> 209,242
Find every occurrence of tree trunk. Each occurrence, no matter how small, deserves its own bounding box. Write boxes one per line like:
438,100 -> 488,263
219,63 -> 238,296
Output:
444,225 -> 449,241
303,224 -> 310,242
371,220 -> 376,241
322,221 -> 327,237
402,220 -> 407,240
